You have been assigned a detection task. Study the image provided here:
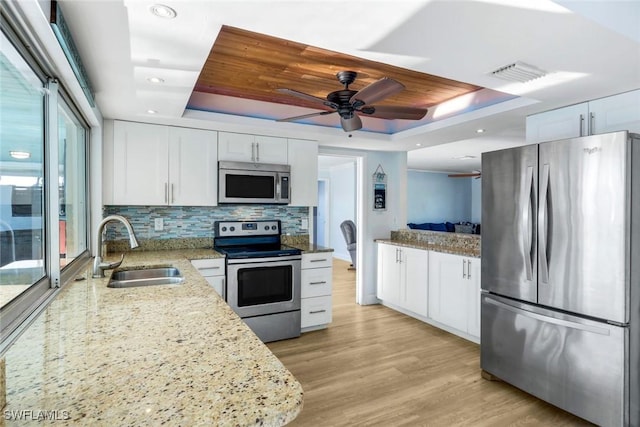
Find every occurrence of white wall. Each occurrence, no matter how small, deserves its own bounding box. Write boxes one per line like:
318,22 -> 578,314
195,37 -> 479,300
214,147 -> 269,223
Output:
363,151 -> 407,304
406,171 -> 472,224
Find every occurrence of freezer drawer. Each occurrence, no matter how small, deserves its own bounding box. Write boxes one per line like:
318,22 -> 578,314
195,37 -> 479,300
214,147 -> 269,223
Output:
481,294 -> 627,427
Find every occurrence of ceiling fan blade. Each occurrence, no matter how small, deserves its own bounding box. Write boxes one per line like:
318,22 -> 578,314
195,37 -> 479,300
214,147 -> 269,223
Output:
350,77 -> 404,107
361,105 -> 428,120
277,110 -> 336,123
276,88 -> 333,107
448,173 -> 482,178
340,115 -> 362,132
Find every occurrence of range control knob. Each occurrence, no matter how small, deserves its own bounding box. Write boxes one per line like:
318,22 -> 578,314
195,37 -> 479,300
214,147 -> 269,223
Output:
271,225 -> 277,230
230,226 -> 235,232
264,225 -> 270,230
221,226 -> 227,232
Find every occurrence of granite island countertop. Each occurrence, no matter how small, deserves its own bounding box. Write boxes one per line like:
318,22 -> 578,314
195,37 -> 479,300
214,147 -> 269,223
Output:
3,249 -> 303,426
376,229 -> 481,258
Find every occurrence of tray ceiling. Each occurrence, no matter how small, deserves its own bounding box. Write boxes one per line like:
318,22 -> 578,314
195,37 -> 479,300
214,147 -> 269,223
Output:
189,25 -> 483,126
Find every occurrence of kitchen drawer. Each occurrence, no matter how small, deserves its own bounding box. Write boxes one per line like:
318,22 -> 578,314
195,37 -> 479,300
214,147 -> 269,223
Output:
301,295 -> 332,328
302,253 -> 332,269
301,267 -> 332,298
191,258 -> 225,276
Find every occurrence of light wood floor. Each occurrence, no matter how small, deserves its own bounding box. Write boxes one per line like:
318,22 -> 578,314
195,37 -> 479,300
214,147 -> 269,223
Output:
267,258 -> 593,426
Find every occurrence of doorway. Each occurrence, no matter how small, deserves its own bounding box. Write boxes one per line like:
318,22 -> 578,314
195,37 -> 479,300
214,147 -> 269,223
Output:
316,154 -> 360,303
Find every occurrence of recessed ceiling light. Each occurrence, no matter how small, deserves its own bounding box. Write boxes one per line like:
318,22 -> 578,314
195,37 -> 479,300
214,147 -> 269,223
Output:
147,77 -> 164,84
10,150 -> 31,160
149,4 -> 177,19
416,143 -> 422,147
476,128 -> 485,133
454,155 -> 476,160
147,109 -> 157,114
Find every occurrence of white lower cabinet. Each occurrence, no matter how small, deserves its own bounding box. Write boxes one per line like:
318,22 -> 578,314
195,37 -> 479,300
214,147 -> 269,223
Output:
376,243 -> 428,318
191,258 -> 225,298
376,242 -> 480,343
428,251 -> 480,341
300,253 -> 333,331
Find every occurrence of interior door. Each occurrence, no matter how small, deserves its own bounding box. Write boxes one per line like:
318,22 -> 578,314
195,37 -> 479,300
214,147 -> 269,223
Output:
538,132 -> 628,322
481,144 -> 538,303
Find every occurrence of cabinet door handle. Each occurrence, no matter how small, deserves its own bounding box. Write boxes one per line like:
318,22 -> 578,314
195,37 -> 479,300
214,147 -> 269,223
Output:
467,260 -> 471,280
310,309 -> 327,314
309,281 -> 327,285
251,142 -> 255,162
171,183 -> 175,204
589,112 -> 595,135
256,142 -> 260,162
164,182 -> 168,203
579,114 -> 584,137
463,259 -> 467,279
310,258 -> 328,263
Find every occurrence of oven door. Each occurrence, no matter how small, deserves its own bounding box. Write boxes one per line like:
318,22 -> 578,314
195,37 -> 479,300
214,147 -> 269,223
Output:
226,255 -> 301,317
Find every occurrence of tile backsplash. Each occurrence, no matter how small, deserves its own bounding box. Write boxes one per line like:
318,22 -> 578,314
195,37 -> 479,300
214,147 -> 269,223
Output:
103,205 -> 309,241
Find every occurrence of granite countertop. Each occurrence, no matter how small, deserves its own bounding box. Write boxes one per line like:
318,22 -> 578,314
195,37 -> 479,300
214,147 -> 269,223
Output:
279,235 -> 333,254
2,249 -> 303,426
375,229 -> 480,258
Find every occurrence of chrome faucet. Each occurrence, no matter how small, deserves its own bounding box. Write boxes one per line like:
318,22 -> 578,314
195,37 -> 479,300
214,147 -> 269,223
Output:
92,215 -> 139,278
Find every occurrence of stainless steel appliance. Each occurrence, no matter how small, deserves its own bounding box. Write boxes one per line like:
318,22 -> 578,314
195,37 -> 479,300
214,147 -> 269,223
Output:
214,220 -> 301,342
481,131 -> 640,427
218,161 -> 290,204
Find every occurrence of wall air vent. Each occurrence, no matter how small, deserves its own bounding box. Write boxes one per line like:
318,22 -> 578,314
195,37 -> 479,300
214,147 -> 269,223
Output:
489,61 -> 547,83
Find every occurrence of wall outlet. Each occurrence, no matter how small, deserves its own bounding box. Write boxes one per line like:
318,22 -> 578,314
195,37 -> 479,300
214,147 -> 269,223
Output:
154,218 -> 164,231
300,218 -> 309,230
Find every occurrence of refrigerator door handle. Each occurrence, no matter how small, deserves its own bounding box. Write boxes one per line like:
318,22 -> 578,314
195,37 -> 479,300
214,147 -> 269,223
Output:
485,297 -> 611,336
538,163 -> 550,284
521,166 -> 534,281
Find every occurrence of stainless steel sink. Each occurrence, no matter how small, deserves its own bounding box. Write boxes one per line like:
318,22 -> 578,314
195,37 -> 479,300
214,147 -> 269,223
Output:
107,267 -> 184,288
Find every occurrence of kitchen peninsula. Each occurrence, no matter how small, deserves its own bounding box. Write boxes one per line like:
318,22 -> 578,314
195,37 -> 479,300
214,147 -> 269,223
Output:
2,249 -> 303,426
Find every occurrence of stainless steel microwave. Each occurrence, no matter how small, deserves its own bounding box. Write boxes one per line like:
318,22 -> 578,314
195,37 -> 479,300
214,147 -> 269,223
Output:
218,161 -> 290,204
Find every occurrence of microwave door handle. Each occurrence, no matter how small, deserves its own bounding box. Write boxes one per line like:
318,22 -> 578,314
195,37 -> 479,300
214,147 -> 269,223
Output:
275,173 -> 281,199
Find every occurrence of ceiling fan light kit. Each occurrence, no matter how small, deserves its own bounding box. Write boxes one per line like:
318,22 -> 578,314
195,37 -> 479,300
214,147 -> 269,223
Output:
276,71 -> 429,132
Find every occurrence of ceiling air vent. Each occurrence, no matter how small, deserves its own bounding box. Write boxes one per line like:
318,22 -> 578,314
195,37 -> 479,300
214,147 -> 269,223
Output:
489,61 -> 547,83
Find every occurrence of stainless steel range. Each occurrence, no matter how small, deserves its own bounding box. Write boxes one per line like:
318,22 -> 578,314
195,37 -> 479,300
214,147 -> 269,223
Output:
214,220 -> 301,343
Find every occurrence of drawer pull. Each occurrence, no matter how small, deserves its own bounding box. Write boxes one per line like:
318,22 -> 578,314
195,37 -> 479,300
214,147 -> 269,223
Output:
309,309 -> 327,314
309,281 -> 327,285
310,258 -> 328,263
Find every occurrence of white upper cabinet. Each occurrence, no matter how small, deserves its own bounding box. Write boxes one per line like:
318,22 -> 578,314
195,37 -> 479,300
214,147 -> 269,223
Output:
287,139 -> 318,206
589,90 -> 640,135
526,89 -> 640,143
105,120 -> 218,206
109,121 -> 169,205
526,103 -> 589,143
218,132 -> 288,164
168,127 -> 218,206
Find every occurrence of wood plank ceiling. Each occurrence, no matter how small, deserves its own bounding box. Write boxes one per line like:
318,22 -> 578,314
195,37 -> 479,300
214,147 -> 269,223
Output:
192,26 -> 483,117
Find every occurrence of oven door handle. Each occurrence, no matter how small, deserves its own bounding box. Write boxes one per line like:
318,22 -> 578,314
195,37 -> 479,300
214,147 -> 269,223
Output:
226,255 -> 302,265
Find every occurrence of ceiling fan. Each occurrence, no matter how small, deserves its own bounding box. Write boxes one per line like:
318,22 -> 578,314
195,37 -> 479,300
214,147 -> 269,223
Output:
276,71 -> 428,132
448,171 -> 482,179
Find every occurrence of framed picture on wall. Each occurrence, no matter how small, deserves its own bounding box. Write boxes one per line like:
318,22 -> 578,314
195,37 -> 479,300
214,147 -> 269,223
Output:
374,183 -> 386,210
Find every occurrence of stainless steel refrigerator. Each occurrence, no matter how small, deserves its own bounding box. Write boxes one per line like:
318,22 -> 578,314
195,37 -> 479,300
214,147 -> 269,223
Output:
481,131 -> 640,427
